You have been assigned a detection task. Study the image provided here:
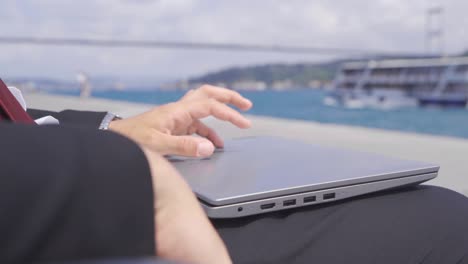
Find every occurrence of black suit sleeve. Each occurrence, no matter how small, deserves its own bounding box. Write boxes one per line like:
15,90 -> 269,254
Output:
27,109 -> 108,128
0,123 -> 156,263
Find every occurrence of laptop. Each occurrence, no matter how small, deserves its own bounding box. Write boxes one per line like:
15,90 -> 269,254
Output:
169,137 -> 439,218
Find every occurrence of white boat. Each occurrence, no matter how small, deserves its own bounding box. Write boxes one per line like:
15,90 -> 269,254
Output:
326,57 -> 468,109
326,88 -> 418,110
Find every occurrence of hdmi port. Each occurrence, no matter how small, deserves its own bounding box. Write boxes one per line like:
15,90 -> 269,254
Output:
260,203 -> 275,210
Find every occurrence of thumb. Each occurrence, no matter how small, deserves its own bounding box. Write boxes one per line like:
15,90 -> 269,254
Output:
160,134 -> 215,157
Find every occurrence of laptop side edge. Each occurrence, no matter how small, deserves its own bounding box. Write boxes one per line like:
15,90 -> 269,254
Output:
198,165 -> 440,206
201,172 -> 437,218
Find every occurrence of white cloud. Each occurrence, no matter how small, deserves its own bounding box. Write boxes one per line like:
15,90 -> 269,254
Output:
0,0 -> 467,81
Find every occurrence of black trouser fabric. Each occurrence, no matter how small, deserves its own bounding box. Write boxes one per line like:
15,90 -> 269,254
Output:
213,186 -> 468,264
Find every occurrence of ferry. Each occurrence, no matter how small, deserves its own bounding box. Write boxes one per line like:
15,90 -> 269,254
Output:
325,56 -> 468,109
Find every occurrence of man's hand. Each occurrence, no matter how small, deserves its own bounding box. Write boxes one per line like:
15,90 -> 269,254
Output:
142,148 -> 232,264
109,85 -> 252,157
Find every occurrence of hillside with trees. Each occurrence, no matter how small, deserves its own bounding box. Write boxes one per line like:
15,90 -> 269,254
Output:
189,62 -> 340,88
187,54 -> 438,89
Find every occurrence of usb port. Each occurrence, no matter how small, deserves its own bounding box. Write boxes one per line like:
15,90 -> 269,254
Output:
303,196 -> 316,203
323,193 -> 336,200
260,203 -> 275,210
283,199 -> 296,207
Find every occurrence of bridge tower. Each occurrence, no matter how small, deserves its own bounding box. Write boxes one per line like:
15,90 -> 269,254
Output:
426,6 -> 444,56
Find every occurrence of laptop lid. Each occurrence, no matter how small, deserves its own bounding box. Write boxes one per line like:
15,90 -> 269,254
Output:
170,137 -> 439,206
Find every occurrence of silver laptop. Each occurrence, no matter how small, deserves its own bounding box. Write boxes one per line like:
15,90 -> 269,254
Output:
169,137 -> 439,218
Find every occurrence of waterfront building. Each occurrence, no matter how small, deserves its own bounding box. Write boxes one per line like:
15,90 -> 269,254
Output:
231,80 -> 267,91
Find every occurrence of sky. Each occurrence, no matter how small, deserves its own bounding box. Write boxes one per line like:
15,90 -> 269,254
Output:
0,0 -> 467,82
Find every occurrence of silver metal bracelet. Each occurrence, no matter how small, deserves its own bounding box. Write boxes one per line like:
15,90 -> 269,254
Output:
99,112 -> 122,130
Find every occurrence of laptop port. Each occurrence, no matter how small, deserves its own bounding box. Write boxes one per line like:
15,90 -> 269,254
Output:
323,193 -> 336,200
283,199 -> 296,207
303,196 -> 316,203
260,203 -> 275,210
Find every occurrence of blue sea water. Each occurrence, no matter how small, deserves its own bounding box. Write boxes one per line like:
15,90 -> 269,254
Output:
57,89 -> 468,139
